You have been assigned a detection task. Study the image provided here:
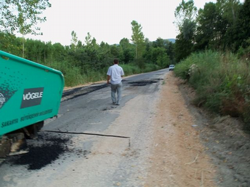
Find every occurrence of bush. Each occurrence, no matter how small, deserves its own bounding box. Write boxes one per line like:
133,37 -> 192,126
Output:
121,62 -> 162,76
48,61 -> 86,87
144,63 -> 160,72
174,50 -> 250,126
121,64 -> 141,75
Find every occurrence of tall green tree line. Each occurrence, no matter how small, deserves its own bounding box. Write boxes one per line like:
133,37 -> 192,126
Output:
0,30 -> 174,69
1,4 -> 175,86
0,19 -> 175,70
174,0 -> 250,62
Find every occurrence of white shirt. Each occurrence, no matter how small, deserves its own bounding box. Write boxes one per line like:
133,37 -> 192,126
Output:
107,64 -> 124,84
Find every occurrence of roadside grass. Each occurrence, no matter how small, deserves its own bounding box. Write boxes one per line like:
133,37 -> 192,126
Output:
174,50 -> 250,129
121,63 -> 160,76
144,63 -> 161,72
49,61 -> 162,87
121,64 -> 141,75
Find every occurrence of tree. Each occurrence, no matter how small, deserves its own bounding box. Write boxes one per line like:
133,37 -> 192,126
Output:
0,0 -> 51,57
0,32 -> 20,54
217,0 -> 241,25
216,0 -> 241,50
71,31 -> 78,52
195,2 -> 218,50
52,43 -> 66,62
165,41 -> 175,64
231,0 -> 250,52
174,0 -> 197,62
153,38 -> 165,48
85,32 -> 92,47
175,33 -> 193,62
194,0 -> 242,51
150,47 -> 170,67
119,38 -> 130,50
0,0 -> 51,34
174,0 -> 197,32
119,38 -> 135,63
131,20 -> 145,59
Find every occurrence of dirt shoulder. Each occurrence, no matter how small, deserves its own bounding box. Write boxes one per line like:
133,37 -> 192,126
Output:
178,77 -> 250,187
145,72 -> 250,187
145,72 -> 216,187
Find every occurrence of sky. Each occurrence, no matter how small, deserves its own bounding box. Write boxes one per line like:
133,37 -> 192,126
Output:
26,0 -> 218,46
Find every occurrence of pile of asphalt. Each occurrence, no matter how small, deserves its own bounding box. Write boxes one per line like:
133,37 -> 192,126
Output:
8,133 -> 70,170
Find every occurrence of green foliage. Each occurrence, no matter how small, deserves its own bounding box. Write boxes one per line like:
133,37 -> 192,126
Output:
131,20 -> 146,59
152,38 -> 165,48
181,19 -> 196,41
194,0 -> 248,53
134,58 -> 146,70
156,54 -> 170,68
233,0 -> 250,53
174,0 -> 197,30
149,47 -> 170,68
143,38 -> 174,67
51,62 -> 86,87
0,27 -> 166,88
0,0 -> 51,58
174,32 -> 194,62
195,2 -> 219,50
144,63 -> 160,72
173,0 -> 250,128
174,51 -> 250,126
0,33 -> 22,55
174,0 -> 197,62
121,63 -> 160,76
121,64 -> 141,75
237,38 -> 250,59
173,0 -> 249,58
119,38 -> 135,63
0,0 -> 51,35
70,31 -> 78,52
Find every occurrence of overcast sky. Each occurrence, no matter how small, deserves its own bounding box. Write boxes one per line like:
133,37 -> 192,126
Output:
26,0 -> 218,46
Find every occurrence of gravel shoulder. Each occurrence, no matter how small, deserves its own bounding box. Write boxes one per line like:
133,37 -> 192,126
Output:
145,72 -> 250,187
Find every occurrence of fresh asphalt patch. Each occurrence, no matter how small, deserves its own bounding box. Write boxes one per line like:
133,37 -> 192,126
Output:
62,84 -> 109,101
62,78 -> 163,101
6,133 -> 77,170
6,129 -> 129,170
62,78 -> 163,102
128,78 -> 163,86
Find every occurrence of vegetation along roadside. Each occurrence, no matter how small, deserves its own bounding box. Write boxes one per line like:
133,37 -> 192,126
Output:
174,50 -> 250,130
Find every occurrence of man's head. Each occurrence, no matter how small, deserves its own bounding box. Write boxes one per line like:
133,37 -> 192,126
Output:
114,59 -> 119,64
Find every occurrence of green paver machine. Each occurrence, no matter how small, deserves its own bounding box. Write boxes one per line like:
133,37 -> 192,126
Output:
0,50 -> 64,157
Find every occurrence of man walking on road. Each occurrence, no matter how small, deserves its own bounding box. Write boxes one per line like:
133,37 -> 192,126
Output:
107,59 -> 124,105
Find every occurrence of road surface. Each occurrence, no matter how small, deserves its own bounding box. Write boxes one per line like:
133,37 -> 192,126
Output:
1,68 -> 249,187
0,69 -> 172,187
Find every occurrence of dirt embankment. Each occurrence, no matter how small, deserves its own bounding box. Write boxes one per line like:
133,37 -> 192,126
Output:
145,72 -> 250,187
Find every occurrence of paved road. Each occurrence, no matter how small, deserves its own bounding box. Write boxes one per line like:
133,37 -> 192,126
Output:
0,68 -> 169,187
44,68 -> 167,133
